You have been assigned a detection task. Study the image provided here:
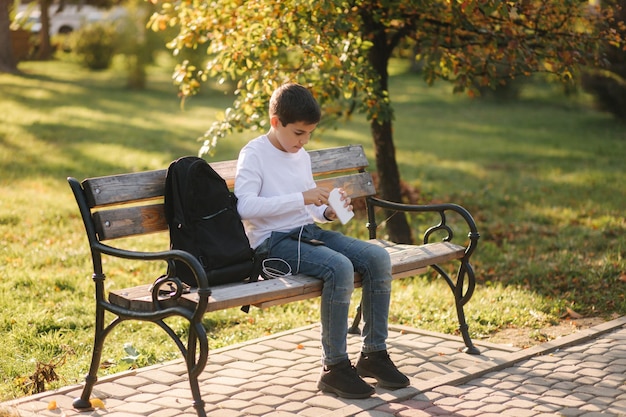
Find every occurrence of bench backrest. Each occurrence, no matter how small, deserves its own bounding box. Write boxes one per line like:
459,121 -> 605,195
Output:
78,145 -> 375,241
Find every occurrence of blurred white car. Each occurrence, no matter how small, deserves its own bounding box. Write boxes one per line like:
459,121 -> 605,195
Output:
14,4 -> 124,35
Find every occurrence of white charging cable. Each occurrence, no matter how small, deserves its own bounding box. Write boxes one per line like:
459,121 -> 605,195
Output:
261,225 -> 304,278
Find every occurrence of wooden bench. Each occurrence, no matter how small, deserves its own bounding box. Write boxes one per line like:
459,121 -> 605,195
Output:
67,144 -> 480,417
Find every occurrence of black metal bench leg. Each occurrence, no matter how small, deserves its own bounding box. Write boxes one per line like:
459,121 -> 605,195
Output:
455,262 -> 480,355
348,302 -> 362,335
186,323 -> 209,417
73,307 -> 114,410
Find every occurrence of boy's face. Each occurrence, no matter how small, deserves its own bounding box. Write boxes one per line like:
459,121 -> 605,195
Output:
269,115 -> 317,153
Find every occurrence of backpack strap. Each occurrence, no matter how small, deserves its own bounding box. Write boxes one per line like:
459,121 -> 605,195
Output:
240,251 -> 266,313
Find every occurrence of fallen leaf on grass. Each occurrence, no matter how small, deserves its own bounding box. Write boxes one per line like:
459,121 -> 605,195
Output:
565,307 -> 584,319
619,274 -> 626,283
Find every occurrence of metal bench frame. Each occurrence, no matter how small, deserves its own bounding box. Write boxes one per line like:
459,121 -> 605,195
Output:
67,144 -> 480,417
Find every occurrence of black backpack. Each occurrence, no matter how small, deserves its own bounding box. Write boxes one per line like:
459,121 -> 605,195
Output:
164,156 -> 256,287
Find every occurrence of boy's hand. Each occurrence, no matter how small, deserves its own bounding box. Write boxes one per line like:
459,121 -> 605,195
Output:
303,187 -> 330,206
323,189 -> 353,221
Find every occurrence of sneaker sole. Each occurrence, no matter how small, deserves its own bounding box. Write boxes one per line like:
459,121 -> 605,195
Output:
317,381 -> 375,399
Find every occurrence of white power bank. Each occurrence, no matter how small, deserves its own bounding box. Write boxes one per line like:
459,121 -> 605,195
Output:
328,188 -> 354,225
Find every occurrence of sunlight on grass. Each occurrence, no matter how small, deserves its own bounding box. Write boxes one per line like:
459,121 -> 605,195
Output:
0,58 -> 625,401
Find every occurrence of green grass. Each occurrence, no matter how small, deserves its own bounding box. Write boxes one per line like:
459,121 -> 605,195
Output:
1,57 -> 625,401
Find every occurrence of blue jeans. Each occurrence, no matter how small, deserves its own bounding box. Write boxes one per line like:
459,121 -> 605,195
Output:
257,224 -> 392,366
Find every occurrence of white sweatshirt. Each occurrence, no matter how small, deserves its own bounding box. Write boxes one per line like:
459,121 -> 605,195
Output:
234,135 -> 328,248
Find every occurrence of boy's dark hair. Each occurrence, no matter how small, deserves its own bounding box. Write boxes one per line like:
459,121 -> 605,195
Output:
269,83 -> 321,126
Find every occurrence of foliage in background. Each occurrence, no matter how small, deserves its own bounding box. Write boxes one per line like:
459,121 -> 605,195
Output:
582,0 -> 626,121
67,21 -> 118,70
0,59 -> 624,399
149,0 -> 625,245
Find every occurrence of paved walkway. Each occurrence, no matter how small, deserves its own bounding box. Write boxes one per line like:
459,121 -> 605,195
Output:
3,316 -> 626,417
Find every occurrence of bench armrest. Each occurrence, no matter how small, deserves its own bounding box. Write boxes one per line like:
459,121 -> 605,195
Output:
365,196 -> 480,257
91,242 -> 211,305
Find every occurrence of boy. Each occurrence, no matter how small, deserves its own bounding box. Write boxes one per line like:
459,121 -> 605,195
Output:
234,83 -> 409,398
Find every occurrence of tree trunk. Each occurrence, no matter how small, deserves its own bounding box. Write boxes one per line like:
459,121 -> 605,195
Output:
367,29 -> 413,244
370,117 -> 413,244
37,0 -> 52,60
0,0 -> 18,73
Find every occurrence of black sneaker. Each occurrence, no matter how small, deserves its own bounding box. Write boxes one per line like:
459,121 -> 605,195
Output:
317,359 -> 376,399
356,350 -> 410,389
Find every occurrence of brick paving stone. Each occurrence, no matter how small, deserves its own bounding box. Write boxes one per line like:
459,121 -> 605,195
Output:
291,381 -> 319,392
216,368 -> 258,380
602,361 -> 626,374
353,411 -> 394,417
207,354 -> 238,365
126,393 -> 160,403
113,401 -> 163,414
148,408 -> 182,417
259,385 -> 296,397
259,339 -> 300,351
241,404 -> 276,416
579,402 -> 607,413
206,409 -> 244,417
575,385 -> 623,397
149,395 -> 194,409
230,390 -> 261,401
585,355 -> 613,364
224,350 -> 263,362
91,381 -> 140,398
284,390 -> 316,403
433,396 -> 464,407
494,380 -> 522,391
216,399 -> 252,411
432,385 -> 466,396
200,383 -> 242,396
256,357 -> 296,368
141,369 -> 188,385
509,398 -> 541,409
541,388 -> 569,398
200,394 -> 229,404
455,400 -> 484,411
274,368 -> 309,378
549,371 -> 579,382
267,376 -> 303,387
250,394 -> 288,407
248,373 -> 275,383
237,381 -> 268,391
256,366 -> 285,375
502,408 -> 539,417
517,384 -> 550,395
551,380 -> 579,390
298,406 -> 337,416
481,394 -> 515,404
239,343 -> 274,354
538,395 -> 587,408
137,383 -> 174,394
477,403 -> 508,413
5,322 -> 626,417
276,401 -> 308,413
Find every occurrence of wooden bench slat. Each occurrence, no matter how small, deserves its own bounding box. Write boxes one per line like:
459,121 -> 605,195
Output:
83,170 -> 166,208
108,241 -> 465,312
93,204 -> 167,240
309,145 -> 369,174
83,145 -> 368,208
92,172 -> 376,241
370,240 -> 466,276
